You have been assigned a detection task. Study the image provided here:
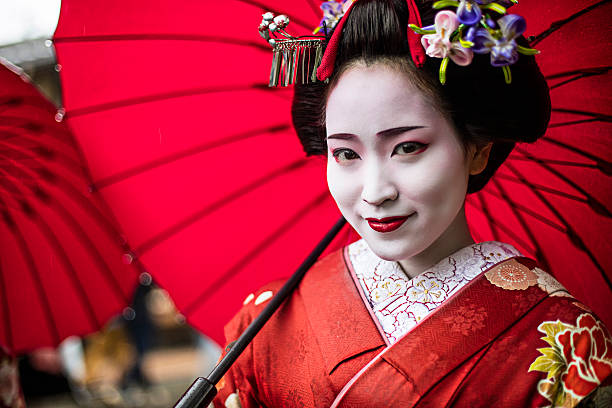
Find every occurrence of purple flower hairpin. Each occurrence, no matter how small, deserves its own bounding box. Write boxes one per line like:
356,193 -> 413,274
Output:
410,0 -> 538,84
314,0 -> 355,34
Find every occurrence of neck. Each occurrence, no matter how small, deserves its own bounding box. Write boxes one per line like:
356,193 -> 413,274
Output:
397,204 -> 474,279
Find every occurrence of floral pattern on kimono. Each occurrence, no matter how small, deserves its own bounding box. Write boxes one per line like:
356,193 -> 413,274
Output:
529,313 -> 612,407
347,240 -> 522,343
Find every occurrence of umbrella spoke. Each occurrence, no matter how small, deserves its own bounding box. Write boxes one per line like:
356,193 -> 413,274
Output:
66,83 -> 271,118
466,198 -> 538,255
482,188 -> 567,232
494,172 -> 589,205
0,177 -> 102,331
551,108 -> 612,123
184,189 -> 331,315
0,164 -> 133,306
133,158 -> 313,256
529,0 -> 611,46
538,137 -> 611,172
0,135 -> 85,179
504,163 -> 612,290
0,198 -> 61,347
549,118 -> 608,128
475,194 -> 501,241
94,123 -> 291,189
508,155 -> 600,171
0,138 -> 134,248
546,66 -> 611,89
490,179 -> 552,270
512,150 -> 611,217
0,119 -> 77,153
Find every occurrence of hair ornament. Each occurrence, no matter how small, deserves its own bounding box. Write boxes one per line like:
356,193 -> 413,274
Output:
410,0 -> 539,84
258,11 -> 326,86
314,1 -> 355,34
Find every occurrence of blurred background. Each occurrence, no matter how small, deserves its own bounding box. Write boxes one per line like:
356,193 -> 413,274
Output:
0,1 -> 222,407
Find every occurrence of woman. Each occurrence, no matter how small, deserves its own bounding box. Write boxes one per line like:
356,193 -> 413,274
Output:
214,0 -> 612,406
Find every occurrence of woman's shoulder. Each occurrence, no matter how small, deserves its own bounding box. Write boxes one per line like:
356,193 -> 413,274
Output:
224,247 -> 347,336
485,258 -> 612,406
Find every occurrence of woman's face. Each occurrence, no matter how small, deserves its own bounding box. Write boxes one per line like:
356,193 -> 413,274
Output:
326,63 -> 475,263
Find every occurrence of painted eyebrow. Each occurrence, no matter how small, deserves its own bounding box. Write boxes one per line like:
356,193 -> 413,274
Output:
326,126 -> 425,140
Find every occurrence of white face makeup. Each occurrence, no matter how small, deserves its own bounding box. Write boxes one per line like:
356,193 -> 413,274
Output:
326,63 -> 476,271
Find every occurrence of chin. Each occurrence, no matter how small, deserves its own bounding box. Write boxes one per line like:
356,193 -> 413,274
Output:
360,234 -> 427,262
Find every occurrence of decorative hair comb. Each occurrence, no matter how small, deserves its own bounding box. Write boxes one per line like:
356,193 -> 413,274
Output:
258,12 -> 326,86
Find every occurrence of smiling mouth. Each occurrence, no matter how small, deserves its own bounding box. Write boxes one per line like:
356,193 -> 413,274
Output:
365,214 -> 415,233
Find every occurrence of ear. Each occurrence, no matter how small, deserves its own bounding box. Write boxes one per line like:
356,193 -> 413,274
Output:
469,142 -> 493,175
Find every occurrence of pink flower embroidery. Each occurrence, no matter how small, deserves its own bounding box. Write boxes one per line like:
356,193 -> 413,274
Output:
485,259 -> 538,290
421,11 -> 473,66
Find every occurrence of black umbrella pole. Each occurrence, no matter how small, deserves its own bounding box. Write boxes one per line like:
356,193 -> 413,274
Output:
173,217 -> 347,408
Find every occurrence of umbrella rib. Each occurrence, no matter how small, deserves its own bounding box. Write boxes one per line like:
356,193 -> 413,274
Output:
64,83 -> 270,119
475,193 -> 501,241
53,34 -> 269,51
549,118 -> 606,128
493,172 -> 589,204
183,189 -> 331,316
466,198 -> 538,255
0,199 -> 62,347
0,118 -> 78,147
482,188 -> 567,232
0,176 -> 102,331
93,123 -> 290,189
504,162 -> 612,290
512,150 -> 611,217
508,155 -> 599,171
0,122 -> 78,154
133,158 -> 313,256
0,262 -> 14,351
0,135 -> 85,179
0,163 -> 133,306
489,179 -> 552,270
546,66 -> 611,81
536,137 -> 612,176
546,66 -> 611,90
552,108 -> 612,122
0,137 -> 137,253
529,0 -> 611,46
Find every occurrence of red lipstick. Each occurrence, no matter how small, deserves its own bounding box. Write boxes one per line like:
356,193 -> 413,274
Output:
366,215 -> 413,233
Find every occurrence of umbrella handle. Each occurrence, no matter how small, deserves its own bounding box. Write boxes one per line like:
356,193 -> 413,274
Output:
173,216 -> 348,408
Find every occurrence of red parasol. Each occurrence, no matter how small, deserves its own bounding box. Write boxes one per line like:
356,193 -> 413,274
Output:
0,60 -> 141,354
52,0 -> 611,351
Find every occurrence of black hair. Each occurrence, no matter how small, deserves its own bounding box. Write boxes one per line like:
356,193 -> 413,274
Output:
291,0 -> 551,193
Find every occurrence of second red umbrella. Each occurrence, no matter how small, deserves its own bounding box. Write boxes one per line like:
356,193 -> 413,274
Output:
0,60 -> 140,354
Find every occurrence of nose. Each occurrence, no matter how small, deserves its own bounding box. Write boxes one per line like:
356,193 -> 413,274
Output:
361,164 -> 398,206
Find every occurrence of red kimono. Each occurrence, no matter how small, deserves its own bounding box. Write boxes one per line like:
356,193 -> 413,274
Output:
214,242 -> 612,407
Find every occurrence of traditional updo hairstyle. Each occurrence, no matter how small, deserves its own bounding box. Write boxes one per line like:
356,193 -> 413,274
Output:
292,0 -> 551,193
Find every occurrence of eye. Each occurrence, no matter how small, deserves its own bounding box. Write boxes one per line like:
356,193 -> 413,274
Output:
332,148 -> 360,163
391,142 -> 428,156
